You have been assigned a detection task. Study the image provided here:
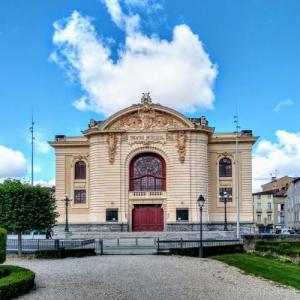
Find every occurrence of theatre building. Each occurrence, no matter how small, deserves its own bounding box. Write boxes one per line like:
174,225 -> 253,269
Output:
50,94 -> 257,233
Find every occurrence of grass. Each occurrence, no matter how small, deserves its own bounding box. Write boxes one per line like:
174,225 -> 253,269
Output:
212,253 -> 300,290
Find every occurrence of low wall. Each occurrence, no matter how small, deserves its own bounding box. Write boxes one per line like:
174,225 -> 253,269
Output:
167,223 -> 254,234
54,222 -> 254,235
243,234 -> 300,251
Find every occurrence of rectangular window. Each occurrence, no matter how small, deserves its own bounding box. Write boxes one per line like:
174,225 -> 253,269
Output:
256,203 -> 261,210
74,190 -> 86,204
257,195 -> 261,199
267,202 -> 272,210
267,214 -> 272,223
176,209 -> 188,222
106,209 -> 118,222
257,214 -> 261,223
219,187 -> 233,202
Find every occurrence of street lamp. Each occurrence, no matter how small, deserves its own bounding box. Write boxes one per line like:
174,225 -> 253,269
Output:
197,194 -> 206,258
63,195 -> 72,232
220,191 -> 232,231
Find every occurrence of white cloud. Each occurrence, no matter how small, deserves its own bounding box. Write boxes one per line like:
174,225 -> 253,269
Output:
51,0 -> 217,116
253,130 -> 300,191
0,145 -> 27,179
34,179 -> 55,187
72,96 -> 92,111
34,132 -> 51,154
273,99 -> 293,112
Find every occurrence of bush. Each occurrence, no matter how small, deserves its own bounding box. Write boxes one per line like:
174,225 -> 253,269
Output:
169,244 -> 244,257
0,228 -> 7,264
278,243 -> 291,251
0,265 -> 35,300
255,241 -> 300,256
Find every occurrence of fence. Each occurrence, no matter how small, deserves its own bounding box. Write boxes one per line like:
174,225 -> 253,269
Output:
7,238 -> 103,254
157,239 -> 242,252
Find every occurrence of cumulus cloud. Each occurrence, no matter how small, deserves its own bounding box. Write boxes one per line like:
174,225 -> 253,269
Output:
72,96 -> 92,111
34,132 -> 51,154
273,99 -> 293,112
0,145 -> 27,180
51,0 -> 217,116
252,130 -> 300,191
34,179 -> 55,187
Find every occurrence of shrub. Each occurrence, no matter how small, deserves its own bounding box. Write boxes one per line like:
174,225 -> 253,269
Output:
255,241 -> 300,256
0,228 -> 7,264
278,243 -> 291,251
169,244 -> 244,257
0,265 -> 35,300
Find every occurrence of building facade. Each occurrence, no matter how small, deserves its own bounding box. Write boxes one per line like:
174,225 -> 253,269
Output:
286,178 -> 300,229
252,176 -> 293,233
50,94 -> 257,233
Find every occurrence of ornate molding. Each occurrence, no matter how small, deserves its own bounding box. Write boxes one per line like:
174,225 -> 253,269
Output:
108,94 -> 186,131
176,131 -> 187,163
71,155 -> 89,167
216,152 -> 234,164
107,133 -> 117,164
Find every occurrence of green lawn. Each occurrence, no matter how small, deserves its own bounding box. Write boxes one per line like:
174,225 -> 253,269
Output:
212,253 -> 300,290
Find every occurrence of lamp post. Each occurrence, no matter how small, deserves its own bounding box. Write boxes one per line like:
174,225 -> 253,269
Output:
197,194 -> 206,258
63,195 -> 72,232
220,191 -> 232,231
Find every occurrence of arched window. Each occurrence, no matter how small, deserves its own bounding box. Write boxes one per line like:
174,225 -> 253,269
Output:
219,157 -> 232,177
75,160 -> 86,179
130,153 -> 166,191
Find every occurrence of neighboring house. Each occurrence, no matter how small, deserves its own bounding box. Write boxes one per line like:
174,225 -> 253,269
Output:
253,191 -> 274,233
261,176 -> 294,192
285,178 -> 300,229
253,176 -> 292,233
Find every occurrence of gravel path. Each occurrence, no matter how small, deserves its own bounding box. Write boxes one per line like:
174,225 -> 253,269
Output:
6,255 -> 300,300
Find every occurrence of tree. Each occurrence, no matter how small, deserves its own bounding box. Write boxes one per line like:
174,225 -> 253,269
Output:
0,180 -> 58,255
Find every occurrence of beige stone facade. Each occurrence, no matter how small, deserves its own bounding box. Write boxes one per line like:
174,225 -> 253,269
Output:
50,95 -> 257,232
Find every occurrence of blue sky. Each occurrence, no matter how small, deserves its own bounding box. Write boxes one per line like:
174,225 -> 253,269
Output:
0,0 -> 300,190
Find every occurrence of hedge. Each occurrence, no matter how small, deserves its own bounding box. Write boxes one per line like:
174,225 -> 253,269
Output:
169,244 -> 244,257
0,265 -> 35,299
0,228 -> 7,264
255,241 -> 300,256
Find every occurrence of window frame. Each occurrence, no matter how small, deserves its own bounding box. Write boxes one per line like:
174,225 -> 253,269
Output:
219,187 -> 233,202
129,153 -> 166,191
106,209 -> 118,222
74,160 -> 86,180
74,189 -> 86,204
219,157 -> 232,177
176,209 -> 189,222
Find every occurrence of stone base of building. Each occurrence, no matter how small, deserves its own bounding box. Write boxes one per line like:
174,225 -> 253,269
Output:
54,222 -> 254,235
166,223 -> 254,234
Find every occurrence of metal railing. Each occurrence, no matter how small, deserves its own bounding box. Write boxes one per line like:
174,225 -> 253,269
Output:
7,238 -> 103,254
157,239 -> 242,252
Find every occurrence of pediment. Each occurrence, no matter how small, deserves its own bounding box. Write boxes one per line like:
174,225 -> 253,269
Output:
101,94 -> 194,131
106,109 -> 188,131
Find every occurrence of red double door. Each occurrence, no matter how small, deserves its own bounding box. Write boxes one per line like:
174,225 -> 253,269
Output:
132,205 -> 164,231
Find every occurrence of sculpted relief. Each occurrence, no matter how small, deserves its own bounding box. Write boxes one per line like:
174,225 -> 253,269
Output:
108,93 -> 187,131
177,131 -> 187,163
107,133 -> 117,164
109,110 -> 186,131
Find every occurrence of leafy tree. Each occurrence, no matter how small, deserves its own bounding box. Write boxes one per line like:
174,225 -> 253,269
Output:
0,180 -> 58,255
